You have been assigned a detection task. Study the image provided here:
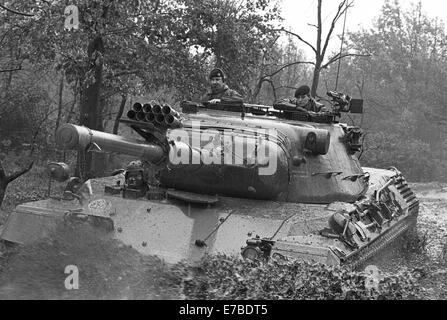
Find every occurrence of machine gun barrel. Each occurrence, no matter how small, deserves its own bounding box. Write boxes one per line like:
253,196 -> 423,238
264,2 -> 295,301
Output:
56,124 -> 165,163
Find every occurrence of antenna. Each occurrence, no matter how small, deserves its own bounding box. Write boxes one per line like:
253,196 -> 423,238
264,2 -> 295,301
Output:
335,2 -> 349,91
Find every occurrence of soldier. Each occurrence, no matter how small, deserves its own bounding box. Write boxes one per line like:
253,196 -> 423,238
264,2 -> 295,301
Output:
201,68 -> 243,104
275,85 -> 325,113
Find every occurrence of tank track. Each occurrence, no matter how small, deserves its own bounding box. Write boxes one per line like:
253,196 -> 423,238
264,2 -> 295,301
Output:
342,174 -> 419,269
342,214 -> 417,269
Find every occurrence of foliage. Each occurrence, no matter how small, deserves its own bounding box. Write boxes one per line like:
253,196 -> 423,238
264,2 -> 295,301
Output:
174,0 -> 282,96
250,35 -> 311,103
2,0 -> 447,182
167,254 -> 423,300
0,71 -> 53,146
0,156 -> 47,216
321,0 -> 447,182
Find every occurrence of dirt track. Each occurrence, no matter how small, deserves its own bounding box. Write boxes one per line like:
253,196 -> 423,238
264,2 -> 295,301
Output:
410,183 -> 447,259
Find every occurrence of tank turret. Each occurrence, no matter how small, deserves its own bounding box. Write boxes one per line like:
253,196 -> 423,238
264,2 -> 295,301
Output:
56,96 -> 368,204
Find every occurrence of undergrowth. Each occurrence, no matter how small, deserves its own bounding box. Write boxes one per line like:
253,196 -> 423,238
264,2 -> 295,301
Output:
165,255 -> 423,300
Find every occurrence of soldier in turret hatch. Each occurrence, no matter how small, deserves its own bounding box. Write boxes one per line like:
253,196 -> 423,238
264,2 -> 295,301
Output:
275,85 -> 326,113
201,68 -> 244,105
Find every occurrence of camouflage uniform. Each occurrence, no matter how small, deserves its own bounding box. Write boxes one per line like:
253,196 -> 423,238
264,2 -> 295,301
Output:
201,84 -> 244,104
274,96 -> 324,112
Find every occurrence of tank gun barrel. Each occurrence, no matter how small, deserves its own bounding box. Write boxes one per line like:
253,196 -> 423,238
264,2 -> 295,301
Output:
55,124 -> 165,163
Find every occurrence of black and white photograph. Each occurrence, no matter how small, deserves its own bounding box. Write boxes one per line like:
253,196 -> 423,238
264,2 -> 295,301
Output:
0,0 -> 446,306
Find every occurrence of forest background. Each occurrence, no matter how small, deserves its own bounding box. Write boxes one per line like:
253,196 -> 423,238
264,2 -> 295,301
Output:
1,0 -> 446,192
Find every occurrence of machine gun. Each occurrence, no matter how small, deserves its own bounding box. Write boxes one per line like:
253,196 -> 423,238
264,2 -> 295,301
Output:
326,91 -> 363,115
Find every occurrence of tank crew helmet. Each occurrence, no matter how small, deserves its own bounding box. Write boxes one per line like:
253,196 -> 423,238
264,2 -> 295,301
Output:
295,85 -> 311,98
209,68 -> 226,81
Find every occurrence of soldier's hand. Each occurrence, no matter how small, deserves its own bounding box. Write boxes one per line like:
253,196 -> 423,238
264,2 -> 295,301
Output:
295,106 -> 308,113
209,99 -> 221,104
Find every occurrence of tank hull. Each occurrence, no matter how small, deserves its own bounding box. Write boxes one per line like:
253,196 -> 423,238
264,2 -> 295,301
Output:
0,168 -> 418,266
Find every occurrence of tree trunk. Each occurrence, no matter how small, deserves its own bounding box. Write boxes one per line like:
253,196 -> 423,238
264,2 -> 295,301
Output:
311,0 -> 323,97
66,88 -> 78,124
0,162 -> 7,207
311,59 -> 322,97
2,46 -> 14,99
78,36 -> 105,180
55,72 -> 65,136
2,71 -> 13,100
113,94 -> 127,134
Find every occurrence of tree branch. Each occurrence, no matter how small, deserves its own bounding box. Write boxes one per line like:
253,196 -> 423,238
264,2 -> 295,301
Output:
275,85 -> 299,91
7,161 -> 34,184
0,66 -> 22,73
264,61 -> 315,78
321,0 -> 353,59
111,70 -> 140,78
321,53 -> 371,69
262,78 -> 277,100
0,161 -> 6,181
0,4 -> 35,17
273,28 -> 317,54
317,0 -> 322,55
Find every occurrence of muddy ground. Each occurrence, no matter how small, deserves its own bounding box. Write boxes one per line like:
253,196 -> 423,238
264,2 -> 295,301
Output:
0,182 -> 446,300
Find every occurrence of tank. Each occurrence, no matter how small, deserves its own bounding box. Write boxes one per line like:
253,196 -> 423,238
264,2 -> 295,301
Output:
0,94 -> 419,267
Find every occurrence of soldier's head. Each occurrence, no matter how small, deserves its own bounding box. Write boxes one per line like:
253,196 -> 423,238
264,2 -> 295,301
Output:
209,68 -> 226,92
295,85 -> 311,107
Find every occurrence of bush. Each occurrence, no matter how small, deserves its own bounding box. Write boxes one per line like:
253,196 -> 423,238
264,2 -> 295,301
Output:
361,132 -> 437,182
167,255 -> 423,300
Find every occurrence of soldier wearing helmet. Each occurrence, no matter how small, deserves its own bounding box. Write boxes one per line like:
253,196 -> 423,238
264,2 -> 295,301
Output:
201,68 -> 243,105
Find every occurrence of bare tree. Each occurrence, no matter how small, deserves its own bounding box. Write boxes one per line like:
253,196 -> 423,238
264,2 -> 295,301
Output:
277,0 -> 369,96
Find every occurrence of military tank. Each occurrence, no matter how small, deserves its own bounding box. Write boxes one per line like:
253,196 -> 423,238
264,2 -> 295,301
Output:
0,93 -> 419,267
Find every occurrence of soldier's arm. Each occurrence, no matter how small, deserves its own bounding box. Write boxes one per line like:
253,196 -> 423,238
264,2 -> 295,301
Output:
314,101 -> 328,113
221,89 -> 244,103
273,98 -> 307,112
201,92 -> 211,102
